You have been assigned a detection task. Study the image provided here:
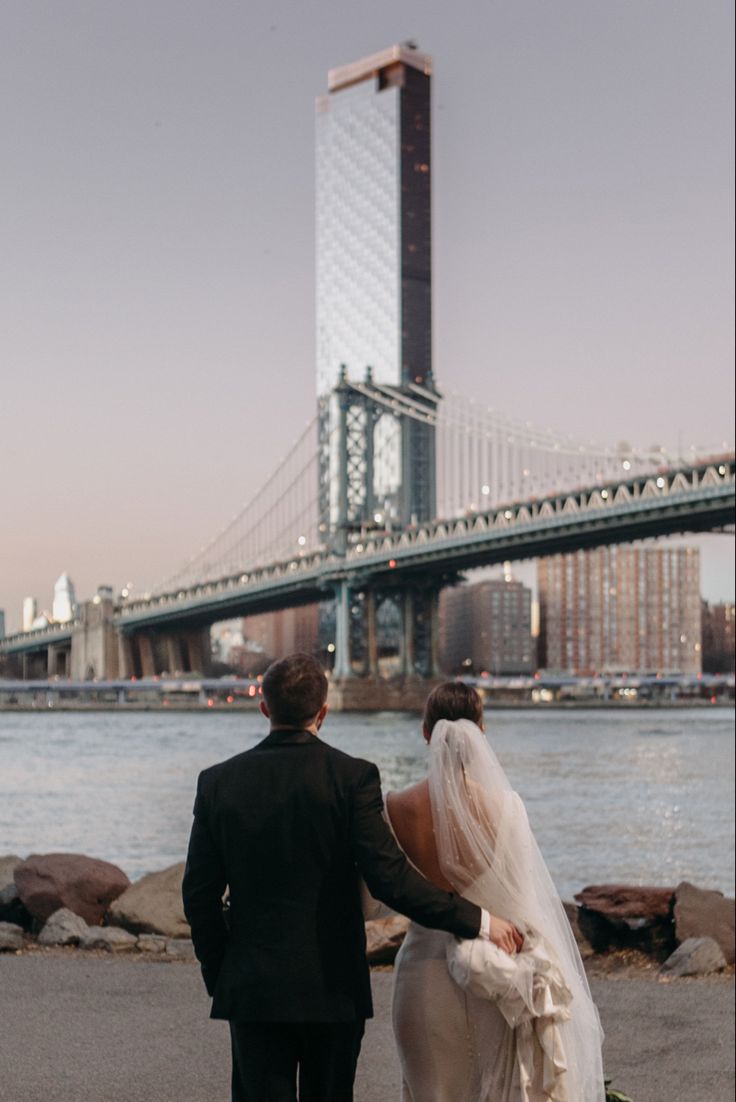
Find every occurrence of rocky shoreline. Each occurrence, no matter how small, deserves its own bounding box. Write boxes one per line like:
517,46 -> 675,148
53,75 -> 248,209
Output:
1,852 -> 734,980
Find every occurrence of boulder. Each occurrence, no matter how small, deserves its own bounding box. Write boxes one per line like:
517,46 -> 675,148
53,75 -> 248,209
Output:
365,915 -> 410,965
660,937 -> 727,977
563,900 -> 590,950
137,934 -> 167,954
574,884 -> 676,957
107,863 -> 189,938
166,937 -> 196,960
673,882 -> 735,965
14,853 -> 130,926
37,908 -> 89,947
0,855 -> 21,893
0,883 -> 32,929
80,926 -> 137,952
0,922 -> 24,952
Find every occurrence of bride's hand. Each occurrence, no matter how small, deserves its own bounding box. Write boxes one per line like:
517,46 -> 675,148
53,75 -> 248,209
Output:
490,916 -> 524,955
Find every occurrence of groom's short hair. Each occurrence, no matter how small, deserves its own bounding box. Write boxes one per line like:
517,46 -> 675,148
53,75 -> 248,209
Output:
262,653 -> 328,728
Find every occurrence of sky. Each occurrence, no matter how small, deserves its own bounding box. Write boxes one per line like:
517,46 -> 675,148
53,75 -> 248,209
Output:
1,0 -> 734,632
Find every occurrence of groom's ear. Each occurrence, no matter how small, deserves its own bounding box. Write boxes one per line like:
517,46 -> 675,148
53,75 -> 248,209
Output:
316,702 -> 329,728
259,700 -> 271,720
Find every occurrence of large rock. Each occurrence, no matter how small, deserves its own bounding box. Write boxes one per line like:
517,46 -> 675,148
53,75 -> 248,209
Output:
107,863 -> 189,938
80,926 -> 137,952
365,915 -> 410,965
563,900 -> 591,951
0,922 -> 24,952
0,855 -> 21,893
574,884 -> 676,957
660,937 -> 727,977
37,908 -> 89,946
673,882 -> 735,965
14,853 -> 130,926
0,882 -> 32,929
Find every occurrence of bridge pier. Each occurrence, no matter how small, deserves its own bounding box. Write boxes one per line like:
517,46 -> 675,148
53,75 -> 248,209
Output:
166,635 -> 184,675
333,579 -> 353,679
327,576 -> 443,709
401,591 -> 416,676
182,629 -> 211,676
136,635 -> 156,678
69,590 -> 120,680
327,674 -> 443,713
119,627 -> 211,679
365,591 -> 378,678
118,635 -> 135,680
46,643 -> 70,679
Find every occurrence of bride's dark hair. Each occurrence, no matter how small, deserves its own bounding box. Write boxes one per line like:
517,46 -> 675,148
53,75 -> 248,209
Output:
424,681 -> 483,737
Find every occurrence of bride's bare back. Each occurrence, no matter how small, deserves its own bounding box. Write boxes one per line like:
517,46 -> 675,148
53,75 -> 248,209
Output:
386,781 -> 457,894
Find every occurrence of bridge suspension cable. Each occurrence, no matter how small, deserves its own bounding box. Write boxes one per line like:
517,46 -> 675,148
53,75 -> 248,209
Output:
434,390 -> 675,517
151,377 -> 732,596
153,415 -> 326,594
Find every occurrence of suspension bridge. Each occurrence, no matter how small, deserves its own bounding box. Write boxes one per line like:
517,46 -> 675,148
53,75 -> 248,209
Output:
2,372 -> 733,701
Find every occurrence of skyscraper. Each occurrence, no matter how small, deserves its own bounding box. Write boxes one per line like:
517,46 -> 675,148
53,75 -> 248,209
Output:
52,572 -> 77,623
22,596 -> 37,633
316,44 -> 436,534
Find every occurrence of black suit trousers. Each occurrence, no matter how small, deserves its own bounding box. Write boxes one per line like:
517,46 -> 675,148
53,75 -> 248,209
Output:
229,1019 -> 365,1102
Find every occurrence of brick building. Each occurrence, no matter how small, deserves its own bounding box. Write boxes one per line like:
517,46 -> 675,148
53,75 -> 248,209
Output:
440,577 -> 534,675
538,545 -> 701,674
701,600 -> 735,673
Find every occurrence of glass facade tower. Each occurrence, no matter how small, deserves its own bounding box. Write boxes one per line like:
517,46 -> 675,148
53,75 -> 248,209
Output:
316,45 -> 435,533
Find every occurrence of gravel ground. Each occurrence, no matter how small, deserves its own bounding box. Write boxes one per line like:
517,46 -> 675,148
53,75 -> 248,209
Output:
0,953 -> 733,1102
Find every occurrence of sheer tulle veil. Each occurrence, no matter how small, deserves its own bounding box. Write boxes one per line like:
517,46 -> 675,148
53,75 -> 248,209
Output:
428,717 -> 605,1102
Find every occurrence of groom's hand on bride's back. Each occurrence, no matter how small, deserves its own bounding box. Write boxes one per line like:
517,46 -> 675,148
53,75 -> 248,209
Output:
489,916 -> 524,955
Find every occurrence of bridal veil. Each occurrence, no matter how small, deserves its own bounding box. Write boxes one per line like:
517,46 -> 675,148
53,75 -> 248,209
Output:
427,718 -> 605,1102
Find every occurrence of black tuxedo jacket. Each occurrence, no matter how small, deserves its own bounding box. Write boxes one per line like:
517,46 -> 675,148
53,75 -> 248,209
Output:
182,728 -> 481,1023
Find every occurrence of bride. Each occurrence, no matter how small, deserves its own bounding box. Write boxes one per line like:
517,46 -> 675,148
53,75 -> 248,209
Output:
385,682 -> 604,1101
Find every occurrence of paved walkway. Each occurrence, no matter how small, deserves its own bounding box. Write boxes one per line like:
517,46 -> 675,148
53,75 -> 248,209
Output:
0,954 -> 733,1101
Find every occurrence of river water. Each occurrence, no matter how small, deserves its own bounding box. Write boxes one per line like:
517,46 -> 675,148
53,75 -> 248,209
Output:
0,708 -> 733,900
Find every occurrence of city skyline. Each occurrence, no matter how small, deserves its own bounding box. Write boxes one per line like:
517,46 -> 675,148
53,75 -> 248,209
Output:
2,3 -> 734,630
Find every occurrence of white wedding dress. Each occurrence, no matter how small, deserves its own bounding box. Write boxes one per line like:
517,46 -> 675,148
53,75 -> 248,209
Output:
388,719 -> 605,1102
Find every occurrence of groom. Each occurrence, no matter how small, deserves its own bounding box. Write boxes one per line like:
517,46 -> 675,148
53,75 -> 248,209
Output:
183,653 -> 506,1101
